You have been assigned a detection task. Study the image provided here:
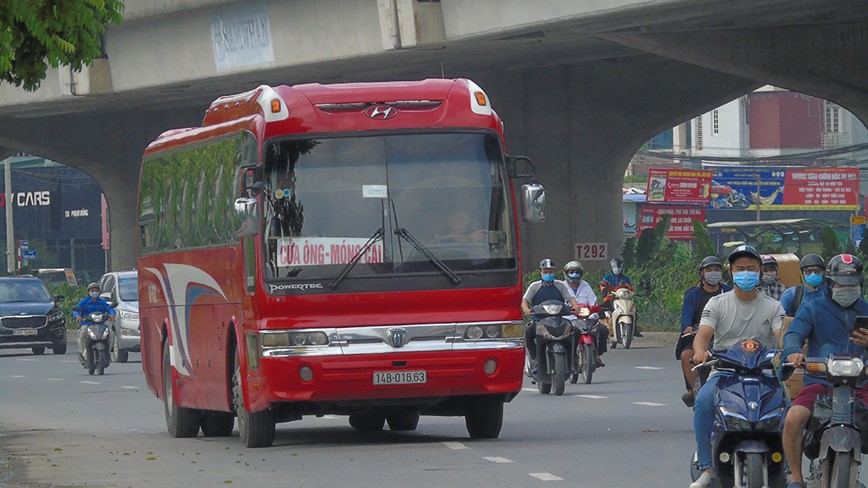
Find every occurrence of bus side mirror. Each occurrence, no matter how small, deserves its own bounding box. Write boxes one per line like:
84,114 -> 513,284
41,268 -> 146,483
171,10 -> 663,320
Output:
521,183 -> 545,223
234,197 -> 260,236
245,181 -> 264,197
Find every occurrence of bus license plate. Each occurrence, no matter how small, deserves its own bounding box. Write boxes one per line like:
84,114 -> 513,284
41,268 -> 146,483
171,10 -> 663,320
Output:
13,328 -> 37,336
373,370 -> 427,385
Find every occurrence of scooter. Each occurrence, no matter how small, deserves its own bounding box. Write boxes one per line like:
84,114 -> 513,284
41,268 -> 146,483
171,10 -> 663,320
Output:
77,308 -> 113,376
801,354 -> 867,488
689,340 -> 788,488
569,304 -> 599,385
526,299 -> 577,396
601,286 -> 637,349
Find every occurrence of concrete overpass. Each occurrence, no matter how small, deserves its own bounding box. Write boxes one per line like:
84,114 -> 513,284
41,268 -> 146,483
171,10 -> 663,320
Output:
1,0 -> 867,272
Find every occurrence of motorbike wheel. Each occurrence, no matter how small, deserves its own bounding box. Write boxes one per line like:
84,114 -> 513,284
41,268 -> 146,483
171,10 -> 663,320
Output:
744,452 -> 764,488
829,451 -> 853,488
31,346 -> 45,355
553,354 -> 567,396
569,352 -> 579,384
580,343 -> 594,384
164,340 -> 200,438
537,377 -> 552,395
620,321 -> 634,349
87,348 -> 95,375
97,351 -> 105,375
465,395 -> 503,439
233,349 -> 275,447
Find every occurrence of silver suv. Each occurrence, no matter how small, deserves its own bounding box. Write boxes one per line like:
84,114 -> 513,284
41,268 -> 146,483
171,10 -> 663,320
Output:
98,271 -> 139,363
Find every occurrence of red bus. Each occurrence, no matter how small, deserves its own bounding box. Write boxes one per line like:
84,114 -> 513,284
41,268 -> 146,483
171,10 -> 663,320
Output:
137,79 -> 544,447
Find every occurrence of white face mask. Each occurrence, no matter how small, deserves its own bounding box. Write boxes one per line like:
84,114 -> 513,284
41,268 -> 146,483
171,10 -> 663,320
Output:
89,291 -> 99,299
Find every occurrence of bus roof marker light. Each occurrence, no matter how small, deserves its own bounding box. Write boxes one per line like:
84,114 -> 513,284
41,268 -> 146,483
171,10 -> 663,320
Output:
474,91 -> 487,106
270,99 -> 281,113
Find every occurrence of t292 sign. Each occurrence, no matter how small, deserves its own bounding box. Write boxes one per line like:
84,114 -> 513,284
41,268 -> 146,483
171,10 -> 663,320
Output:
575,242 -> 608,260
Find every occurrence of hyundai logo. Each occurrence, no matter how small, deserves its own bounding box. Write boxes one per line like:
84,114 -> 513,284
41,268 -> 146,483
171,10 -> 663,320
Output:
388,328 -> 407,348
364,105 -> 397,120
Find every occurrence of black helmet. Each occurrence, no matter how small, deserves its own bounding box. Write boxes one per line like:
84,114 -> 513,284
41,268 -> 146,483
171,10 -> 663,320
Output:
727,245 -> 761,266
799,253 -> 825,270
699,256 -> 722,271
827,254 -> 864,286
538,258 -> 556,270
761,255 -> 778,268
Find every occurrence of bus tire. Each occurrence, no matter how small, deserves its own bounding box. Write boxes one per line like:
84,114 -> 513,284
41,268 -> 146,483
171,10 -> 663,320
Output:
386,410 -> 420,431
465,395 -> 503,439
200,412 -> 235,437
163,340 -> 200,438
233,350 -> 274,448
349,413 -> 386,432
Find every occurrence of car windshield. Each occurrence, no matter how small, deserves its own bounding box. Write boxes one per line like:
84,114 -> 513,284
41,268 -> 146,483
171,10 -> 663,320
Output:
261,132 -> 516,281
0,281 -> 52,302
118,277 -> 138,301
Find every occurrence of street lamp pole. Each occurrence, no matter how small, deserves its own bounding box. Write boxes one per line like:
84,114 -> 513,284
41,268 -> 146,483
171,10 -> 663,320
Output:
4,158 -> 14,274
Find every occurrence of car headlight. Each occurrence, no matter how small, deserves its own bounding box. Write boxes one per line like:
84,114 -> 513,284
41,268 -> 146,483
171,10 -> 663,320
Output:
828,358 -> 864,377
120,327 -> 139,337
48,309 -> 64,322
119,310 -> 139,321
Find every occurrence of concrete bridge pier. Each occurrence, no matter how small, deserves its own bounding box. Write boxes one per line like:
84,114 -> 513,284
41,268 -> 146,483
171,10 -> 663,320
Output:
472,58 -> 758,270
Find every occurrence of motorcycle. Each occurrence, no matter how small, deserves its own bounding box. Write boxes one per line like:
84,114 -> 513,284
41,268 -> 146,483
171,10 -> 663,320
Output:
525,299 -> 577,396
600,285 -> 637,349
569,304 -> 599,385
76,307 -> 113,376
689,340 -> 788,488
801,354 -> 868,488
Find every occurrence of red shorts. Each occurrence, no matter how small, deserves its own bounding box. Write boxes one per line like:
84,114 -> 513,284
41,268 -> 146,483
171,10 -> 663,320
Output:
791,382 -> 868,411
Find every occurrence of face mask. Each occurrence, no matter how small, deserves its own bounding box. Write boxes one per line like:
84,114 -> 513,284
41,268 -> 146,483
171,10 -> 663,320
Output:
89,291 -> 99,299
831,286 -> 860,308
733,271 -> 760,292
703,271 -> 722,286
804,272 -> 823,288
762,271 -> 778,284
568,272 -> 582,281
541,273 -> 555,283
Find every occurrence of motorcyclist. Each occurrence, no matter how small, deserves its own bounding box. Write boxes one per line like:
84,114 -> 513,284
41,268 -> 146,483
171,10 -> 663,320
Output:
74,282 -> 116,365
600,257 -> 642,337
781,253 -> 868,488
561,260 -> 607,367
677,256 -> 732,407
689,245 -> 784,488
758,254 -> 787,300
779,253 -> 826,317
522,259 -> 578,374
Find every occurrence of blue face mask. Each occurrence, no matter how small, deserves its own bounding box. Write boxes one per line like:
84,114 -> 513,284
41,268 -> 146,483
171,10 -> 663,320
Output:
541,273 -> 555,283
568,273 -> 582,280
732,271 -> 760,292
804,272 -> 823,288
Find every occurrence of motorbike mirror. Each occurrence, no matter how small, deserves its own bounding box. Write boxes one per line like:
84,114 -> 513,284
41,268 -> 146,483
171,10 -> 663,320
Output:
72,306 -> 81,312
54,295 -> 65,302
108,301 -> 118,309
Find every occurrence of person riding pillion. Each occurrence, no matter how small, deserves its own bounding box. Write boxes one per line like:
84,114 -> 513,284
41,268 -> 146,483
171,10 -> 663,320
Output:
74,282 -> 117,363
780,253 -> 868,488
758,254 -> 787,300
677,256 -> 732,407
779,253 -> 826,317
689,245 -> 785,488
522,259 -> 578,369
561,260 -> 608,367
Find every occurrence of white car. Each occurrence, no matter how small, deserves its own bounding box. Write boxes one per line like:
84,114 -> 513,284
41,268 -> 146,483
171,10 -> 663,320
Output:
98,271 -> 139,363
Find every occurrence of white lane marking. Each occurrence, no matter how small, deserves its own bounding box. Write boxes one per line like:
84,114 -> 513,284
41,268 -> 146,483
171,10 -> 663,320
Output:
60,360 -> 78,363
634,401 -> 667,407
443,442 -> 469,450
47,378 -> 63,381
483,456 -> 514,464
522,387 -> 541,392
635,366 -> 664,370
81,380 -> 101,385
530,473 -> 564,481
8,375 -> 25,378
15,358 -> 36,362
576,394 -> 607,399
121,386 -> 138,389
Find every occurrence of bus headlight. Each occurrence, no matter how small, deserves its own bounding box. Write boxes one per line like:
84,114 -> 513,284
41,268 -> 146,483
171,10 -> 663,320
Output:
465,326 -> 483,340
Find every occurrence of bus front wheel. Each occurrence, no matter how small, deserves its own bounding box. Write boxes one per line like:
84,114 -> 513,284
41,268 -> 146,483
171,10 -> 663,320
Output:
233,350 -> 275,448
465,395 -> 503,439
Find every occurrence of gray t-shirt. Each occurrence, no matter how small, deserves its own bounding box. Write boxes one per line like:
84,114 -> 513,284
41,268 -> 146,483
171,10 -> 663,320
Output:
699,290 -> 784,350
522,280 -> 573,304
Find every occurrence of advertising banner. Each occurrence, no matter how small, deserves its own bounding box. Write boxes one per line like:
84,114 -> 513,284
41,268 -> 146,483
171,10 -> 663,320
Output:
638,205 -> 705,240
646,168 -> 712,204
705,166 -> 859,210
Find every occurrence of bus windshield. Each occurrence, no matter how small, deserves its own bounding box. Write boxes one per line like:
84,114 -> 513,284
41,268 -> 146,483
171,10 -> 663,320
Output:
262,132 -> 516,282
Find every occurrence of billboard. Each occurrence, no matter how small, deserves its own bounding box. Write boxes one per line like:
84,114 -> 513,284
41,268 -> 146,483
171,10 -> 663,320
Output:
705,166 -> 859,210
646,168 -> 712,204
638,205 -> 705,240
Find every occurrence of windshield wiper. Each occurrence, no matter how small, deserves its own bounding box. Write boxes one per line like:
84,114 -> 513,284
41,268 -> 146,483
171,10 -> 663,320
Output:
393,227 -> 462,284
327,228 -> 384,290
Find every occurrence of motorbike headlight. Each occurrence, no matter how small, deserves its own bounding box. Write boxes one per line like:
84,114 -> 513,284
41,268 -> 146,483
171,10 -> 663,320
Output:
101,327 -> 110,339
119,309 -> 139,321
87,328 -> 98,340
755,408 -> 784,431
577,307 -> 590,317
719,407 -> 752,431
541,303 -> 563,315
828,358 -> 864,377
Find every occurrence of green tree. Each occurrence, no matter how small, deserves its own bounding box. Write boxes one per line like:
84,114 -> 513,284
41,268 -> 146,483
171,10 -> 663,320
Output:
692,220 -> 716,260
0,0 -> 124,91
820,225 -> 842,259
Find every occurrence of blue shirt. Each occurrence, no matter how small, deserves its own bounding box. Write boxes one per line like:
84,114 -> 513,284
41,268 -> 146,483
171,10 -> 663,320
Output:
782,293 -> 868,387
73,296 -> 116,324
779,283 -> 826,317
601,273 -> 631,288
